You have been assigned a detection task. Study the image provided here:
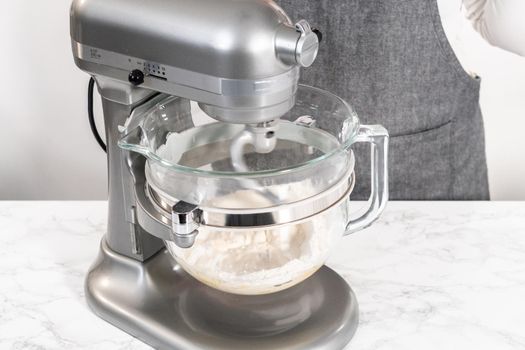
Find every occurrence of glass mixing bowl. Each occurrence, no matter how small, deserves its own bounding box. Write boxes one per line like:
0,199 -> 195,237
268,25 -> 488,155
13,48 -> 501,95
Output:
119,85 -> 388,295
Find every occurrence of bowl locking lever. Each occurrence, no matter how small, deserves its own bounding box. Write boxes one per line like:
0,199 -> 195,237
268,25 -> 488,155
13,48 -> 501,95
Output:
171,201 -> 203,248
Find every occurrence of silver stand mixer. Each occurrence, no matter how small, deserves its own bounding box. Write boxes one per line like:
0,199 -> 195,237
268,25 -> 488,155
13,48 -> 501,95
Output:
70,0 -> 389,349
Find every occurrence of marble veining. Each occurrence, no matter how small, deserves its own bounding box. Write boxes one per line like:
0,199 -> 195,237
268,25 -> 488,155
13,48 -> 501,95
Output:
1,201 -> 524,349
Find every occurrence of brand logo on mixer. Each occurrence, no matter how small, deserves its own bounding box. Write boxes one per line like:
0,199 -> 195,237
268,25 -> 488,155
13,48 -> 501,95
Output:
89,48 -> 102,60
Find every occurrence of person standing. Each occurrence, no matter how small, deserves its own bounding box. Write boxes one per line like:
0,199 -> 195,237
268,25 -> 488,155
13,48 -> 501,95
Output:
277,0 -> 525,200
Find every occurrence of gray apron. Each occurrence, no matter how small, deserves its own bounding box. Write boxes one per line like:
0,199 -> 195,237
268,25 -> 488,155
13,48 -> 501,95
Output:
277,0 -> 490,200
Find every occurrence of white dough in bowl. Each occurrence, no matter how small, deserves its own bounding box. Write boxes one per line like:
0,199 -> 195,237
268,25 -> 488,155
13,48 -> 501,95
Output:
165,189 -> 337,295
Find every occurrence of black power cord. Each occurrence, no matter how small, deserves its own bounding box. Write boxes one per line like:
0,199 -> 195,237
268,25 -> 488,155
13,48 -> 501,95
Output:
88,77 -> 107,153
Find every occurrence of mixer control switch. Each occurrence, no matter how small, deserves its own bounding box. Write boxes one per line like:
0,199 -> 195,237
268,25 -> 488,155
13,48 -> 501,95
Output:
128,69 -> 145,86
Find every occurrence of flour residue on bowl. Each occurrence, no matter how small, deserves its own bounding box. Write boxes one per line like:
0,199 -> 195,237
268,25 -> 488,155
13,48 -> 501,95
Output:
165,190 -> 334,295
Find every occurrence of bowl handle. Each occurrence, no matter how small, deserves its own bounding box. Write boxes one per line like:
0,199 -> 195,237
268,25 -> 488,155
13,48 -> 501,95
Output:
344,124 -> 389,235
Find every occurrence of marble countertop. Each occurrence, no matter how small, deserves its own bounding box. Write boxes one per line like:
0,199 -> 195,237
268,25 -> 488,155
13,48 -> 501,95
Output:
1,201 -> 525,349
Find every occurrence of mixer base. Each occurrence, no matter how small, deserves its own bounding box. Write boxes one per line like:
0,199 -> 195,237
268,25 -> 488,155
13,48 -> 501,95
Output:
85,238 -> 359,350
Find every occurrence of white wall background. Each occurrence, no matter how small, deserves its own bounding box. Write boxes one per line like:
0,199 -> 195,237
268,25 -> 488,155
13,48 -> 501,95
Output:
0,0 -> 524,200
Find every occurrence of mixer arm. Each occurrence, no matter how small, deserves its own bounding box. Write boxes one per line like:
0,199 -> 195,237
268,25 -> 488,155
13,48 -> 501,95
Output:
345,125 -> 389,235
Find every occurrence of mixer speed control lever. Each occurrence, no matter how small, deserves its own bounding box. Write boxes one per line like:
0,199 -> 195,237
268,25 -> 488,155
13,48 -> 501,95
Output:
171,201 -> 203,248
128,69 -> 145,86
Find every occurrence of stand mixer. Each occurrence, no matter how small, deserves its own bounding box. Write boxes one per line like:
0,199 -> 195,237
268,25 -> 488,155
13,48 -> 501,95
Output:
70,0 -> 389,348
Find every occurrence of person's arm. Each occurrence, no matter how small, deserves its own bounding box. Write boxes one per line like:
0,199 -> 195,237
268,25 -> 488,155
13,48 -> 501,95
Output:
463,0 -> 525,56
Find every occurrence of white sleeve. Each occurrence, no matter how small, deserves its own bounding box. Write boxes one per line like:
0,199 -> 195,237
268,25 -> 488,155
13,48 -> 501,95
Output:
463,0 -> 525,56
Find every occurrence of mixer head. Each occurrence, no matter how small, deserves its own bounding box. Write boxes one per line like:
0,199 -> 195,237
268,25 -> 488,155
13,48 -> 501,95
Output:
71,0 -> 320,124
